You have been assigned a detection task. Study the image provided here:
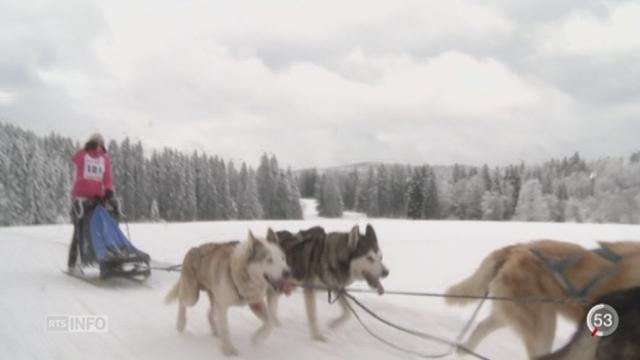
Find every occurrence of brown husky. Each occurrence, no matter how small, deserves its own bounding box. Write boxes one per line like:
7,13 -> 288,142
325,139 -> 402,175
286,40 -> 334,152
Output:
165,229 -> 291,356
445,240 -> 640,359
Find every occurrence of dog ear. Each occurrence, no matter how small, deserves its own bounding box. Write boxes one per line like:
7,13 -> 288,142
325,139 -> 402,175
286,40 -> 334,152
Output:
365,224 -> 377,243
266,228 -> 279,244
248,230 -> 259,250
247,230 -> 266,260
348,225 -> 360,250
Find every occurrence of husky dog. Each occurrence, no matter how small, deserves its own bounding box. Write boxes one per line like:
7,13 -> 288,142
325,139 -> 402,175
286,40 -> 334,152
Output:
270,224 -> 389,341
445,240 -> 640,359
538,287 -> 640,360
165,229 -> 291,356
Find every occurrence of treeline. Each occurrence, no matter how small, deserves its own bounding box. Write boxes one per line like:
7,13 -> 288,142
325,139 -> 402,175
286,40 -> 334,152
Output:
305,151 -> 640,224
2,122 -> 639,225
0,124 -> 75,225
0,123 -> 302,225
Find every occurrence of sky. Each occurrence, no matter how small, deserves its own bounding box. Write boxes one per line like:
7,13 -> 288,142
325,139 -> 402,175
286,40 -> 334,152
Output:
1,0 -> 639,168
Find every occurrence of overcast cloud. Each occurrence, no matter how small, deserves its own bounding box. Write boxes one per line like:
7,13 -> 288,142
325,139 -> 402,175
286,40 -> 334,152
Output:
1,0 -> 639,167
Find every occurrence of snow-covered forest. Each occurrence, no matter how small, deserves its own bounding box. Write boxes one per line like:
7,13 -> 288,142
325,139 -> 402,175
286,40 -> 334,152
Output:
306,153 -> 640,224
0,123 -> 302,225
2,122 -> 640,226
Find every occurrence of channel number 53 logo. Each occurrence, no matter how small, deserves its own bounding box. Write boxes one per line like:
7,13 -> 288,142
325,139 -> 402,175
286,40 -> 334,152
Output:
586,303 -> 619,337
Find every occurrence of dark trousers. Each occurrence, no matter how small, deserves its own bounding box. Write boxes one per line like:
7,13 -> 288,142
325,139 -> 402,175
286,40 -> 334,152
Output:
68,200 -> 96,268
67,203 -> 83,268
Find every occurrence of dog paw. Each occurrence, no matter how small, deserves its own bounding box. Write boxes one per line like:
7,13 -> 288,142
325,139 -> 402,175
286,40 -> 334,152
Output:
311,333 -> 328,342
251,327 -> 272,345
328,319 -> 345,330
176,322 -> 186,333
222,344 -> 239,356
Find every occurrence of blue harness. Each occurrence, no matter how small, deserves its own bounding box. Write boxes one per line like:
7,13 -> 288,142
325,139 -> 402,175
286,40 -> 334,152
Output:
530,247 -> 622,302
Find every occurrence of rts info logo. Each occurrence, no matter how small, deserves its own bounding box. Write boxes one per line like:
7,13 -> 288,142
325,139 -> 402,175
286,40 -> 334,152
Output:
47,315 -> 109,333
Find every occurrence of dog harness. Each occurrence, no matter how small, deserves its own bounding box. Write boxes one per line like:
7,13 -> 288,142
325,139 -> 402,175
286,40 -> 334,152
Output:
530,247 -> 622,302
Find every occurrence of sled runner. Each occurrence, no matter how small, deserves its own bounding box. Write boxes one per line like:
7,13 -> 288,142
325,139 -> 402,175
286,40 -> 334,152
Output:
63,268 -> 105,286
69,199 -> 151,282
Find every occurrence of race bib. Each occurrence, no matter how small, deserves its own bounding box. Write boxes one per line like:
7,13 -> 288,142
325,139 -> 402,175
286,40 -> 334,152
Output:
83,154 -> 105,181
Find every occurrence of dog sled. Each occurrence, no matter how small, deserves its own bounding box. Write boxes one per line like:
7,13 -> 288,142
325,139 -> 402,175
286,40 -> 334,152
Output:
67,198 -> 151,283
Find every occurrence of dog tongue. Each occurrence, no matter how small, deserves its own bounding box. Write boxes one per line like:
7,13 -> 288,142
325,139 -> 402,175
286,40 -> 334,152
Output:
279,280 -> 293,296
374,279 -> 385,295
365,273 -> 385,295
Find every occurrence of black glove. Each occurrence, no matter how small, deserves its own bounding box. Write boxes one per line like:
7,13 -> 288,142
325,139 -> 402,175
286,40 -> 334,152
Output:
104,189 -> 114,200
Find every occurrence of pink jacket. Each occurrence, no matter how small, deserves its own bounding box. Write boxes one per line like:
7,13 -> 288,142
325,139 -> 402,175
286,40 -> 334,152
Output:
71,148 -> 113,198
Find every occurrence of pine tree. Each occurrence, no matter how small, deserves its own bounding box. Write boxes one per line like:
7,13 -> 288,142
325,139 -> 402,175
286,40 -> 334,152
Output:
481,191 -> 507,220
118,138 -> 136,218
227,160 -> 240,205
0,182 -> 9,225
564,198 -> 584,222
150,199 -> 161,222
375,165 -> 391,217
132,141 -> 150,220
504,166 -> 522,218
181,155 -> 198,221
491,167 -> 502,193
272,173 -> 289,219
0,136 -> 11,225
340,169 -> 359,210
284,169 -> 303,219
364,167 -> 379,217
514,179 -> 551,221
354,173 -> 369,213
423,167 -> 440,219
556,181 -> 569,201
51,155 -> 72,223
0,149 -> 10,225
30,143 -> 58,224
213,160 -> 236,220
270,171 -> 302,219
452,164 -> 464,183
148,151 -> 164,219
158,149 -> 178,220
316,173 -> 344,217
6,137 -> 29,225
269,155 -> 281,216
256,153 -> 275,218
480,164 -> 492,191
389,165 -> 408,217
193,154 -> 217,220
108,139 -> 121,194
450,180 -> 467,219
237,164 -> 263,219
406,168 -> 425,219
463,175 -> 485,219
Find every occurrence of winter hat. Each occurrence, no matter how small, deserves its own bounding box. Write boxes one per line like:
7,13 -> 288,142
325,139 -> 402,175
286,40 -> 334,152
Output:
88,133 -> 105,147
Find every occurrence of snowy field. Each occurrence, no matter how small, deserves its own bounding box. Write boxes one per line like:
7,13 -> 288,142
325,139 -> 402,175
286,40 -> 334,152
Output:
2,210 -> 640,359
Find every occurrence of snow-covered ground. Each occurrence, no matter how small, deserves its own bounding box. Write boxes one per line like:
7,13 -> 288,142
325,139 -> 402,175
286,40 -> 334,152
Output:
1,218 -> 640,360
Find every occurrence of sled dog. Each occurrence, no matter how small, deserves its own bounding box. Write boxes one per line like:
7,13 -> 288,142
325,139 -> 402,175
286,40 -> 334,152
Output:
538,286 -> 640,360
165,229 -> 291,356
445,240 -> 640,359
270,224 -> 389,341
